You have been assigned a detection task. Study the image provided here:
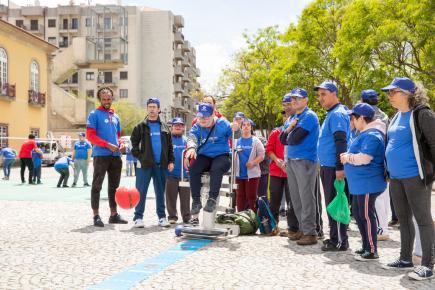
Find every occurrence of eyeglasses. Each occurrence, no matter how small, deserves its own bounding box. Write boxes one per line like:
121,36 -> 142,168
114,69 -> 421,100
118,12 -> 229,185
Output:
387,89 -> 402,96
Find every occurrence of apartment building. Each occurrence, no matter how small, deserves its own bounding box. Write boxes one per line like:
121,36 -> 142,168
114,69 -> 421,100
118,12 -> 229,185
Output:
0,3 -> 200,136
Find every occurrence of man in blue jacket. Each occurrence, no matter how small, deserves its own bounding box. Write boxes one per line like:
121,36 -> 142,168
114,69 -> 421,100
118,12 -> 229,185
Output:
315,81 -> 350,251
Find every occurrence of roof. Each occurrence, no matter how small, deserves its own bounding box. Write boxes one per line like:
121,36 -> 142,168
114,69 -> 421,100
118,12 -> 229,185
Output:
0,19 -> 58,52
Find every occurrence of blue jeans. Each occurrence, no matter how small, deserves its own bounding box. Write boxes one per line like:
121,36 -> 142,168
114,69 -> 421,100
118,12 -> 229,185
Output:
134,166 -> 167,220
33,166 -> 41,183
3,158 -> 14,177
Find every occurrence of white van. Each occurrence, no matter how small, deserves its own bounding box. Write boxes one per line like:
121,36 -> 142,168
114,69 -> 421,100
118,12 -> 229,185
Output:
38,140 -> 66,166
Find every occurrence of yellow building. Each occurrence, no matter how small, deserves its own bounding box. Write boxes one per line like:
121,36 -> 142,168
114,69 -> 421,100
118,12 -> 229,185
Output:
0,19 -> 57,151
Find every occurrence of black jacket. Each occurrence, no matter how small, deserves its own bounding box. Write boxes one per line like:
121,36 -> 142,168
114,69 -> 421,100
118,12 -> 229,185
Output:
387,105 -> 435,185
130,116 -> 174,168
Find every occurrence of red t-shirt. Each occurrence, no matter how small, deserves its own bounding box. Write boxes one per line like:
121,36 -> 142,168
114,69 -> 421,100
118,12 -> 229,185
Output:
19,139 -> 37,158
266,127 -> 287,178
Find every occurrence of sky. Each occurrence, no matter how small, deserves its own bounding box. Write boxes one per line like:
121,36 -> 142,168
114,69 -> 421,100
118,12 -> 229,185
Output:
8,0 -> 312,93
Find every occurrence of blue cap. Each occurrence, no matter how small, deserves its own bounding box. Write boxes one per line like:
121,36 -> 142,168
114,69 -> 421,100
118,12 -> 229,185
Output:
282,93 -> 292,103
196,103 -> 214,118
241,118 -> 255,128
361,89 -> 378,101
146,98 -> 160,108
171,117 -> 185,125
347,103 -> 375,119
314,81 -> 339,94
290,88 -> 308,98
234,112 -> 245,119
78,132 -> 86,137
381,77 -> 416,93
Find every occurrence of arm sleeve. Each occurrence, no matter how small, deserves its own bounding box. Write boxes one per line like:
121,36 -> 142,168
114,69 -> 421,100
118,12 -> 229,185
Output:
279,129 -> 289,145
266,130 -> 277,155
344,153 -> 373,166
333,131 -> 348,170
187,125 -> 199,150
130,125 -> 140,158
86,127 -> 109,148
167,132 -> 175,163
287,127 -> 309,145
419,109 -> 435,164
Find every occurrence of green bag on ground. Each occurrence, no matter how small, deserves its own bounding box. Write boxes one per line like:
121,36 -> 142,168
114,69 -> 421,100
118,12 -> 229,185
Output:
216,209 -> 259,235
326,179 -> 351,225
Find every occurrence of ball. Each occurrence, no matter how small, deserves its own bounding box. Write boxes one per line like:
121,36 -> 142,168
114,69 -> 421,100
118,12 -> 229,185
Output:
115,186 -> 140,209
175,225 -> 184,237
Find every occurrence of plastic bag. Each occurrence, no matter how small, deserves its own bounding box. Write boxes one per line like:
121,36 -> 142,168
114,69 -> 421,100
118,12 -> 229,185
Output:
326,179 -> 351,225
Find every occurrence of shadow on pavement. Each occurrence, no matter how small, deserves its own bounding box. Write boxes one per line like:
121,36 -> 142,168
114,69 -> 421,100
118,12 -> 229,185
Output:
399,273 -> 433,289
71,224 -> 115,233
119,225 -> 165,236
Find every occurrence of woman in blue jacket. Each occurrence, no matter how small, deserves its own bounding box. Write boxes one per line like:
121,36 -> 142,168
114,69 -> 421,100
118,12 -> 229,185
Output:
341,103 -> 387,261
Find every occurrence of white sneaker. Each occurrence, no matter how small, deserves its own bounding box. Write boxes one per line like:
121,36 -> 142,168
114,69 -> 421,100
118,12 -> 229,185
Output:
158,218 -> 170,228
133,219 -> 144,228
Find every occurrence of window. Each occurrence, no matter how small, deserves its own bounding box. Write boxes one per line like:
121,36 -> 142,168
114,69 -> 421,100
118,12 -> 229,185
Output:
48,19 -> 56,28
104,38 -> 111,48
15,20 -> 24,28
119,89 -> 128,98
104,71 -> 113,83
60,36 -> 68,48
71,72 -> 78,84
71,18 -> 79,29
104,17 -> 112,29
86,90 -> 94,98
104,53 -> 111,61
30,128 -> 40,138
119,16 -> 128,26
85,72 -> 94,81
0,48 -> 7,87
85,17 -> 91,27
30,61 -> 39,92
120,71 -> 128,80
0,123 -> 8,148
47,37 -> 56,45
63,19 -> 68,29
30,20 -> 38,31
121,53 -> 128,64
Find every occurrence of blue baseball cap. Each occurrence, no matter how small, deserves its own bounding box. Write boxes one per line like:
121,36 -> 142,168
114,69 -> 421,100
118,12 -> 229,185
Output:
146,98 -> 160,108
241,118 -> 255,128
171,117 -> 185,125
381,77 -> 416,93
78,132 -> 86,137
234,112 -> 245,119
347,103 -> 375,119
282,93 -> 293,103
290,88 -> 308,98
196,103 -> 214,118
361,89 -> 378,101
314,81 -> 339,94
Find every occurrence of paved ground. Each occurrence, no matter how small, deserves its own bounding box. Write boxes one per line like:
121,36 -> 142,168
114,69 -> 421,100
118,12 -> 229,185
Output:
0,164 -> 434,289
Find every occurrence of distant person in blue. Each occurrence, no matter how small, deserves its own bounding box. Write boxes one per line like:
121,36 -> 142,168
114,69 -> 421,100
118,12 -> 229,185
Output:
165,117 -> 191,225
130,98 -> 175,228
381,77 -> 435,281
185,103 -> 236,225
315,81 -> 351,252
72,132 -> 92,187
54,156 -> 74,188
125,142 -> 138,177
280,88 -> 320,246
86,87 -> 127,227
0,147 -> 17,180
341,103 -> 387,261
31,143 -> 43,184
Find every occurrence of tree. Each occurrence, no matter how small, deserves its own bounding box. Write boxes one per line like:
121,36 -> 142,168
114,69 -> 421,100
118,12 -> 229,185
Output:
111,101 -> 145,136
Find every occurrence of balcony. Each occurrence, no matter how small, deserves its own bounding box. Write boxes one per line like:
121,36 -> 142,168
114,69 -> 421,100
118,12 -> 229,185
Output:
0,83 -> 16,101
174,66 -> 183,76
174,82 -> 183,93
174,31 -> 184,44
97,24 -> 117,33
28,90 -> 46,107
196,68 -> 201,77
57,6 -> 81,15
181,59 -> 191,68
97,76 -> 118,87
174,15 -> 184,28
30,24 -> 44,35
22,6 -> 44,16
182,76 -> 190,83
182,89 -> 190,98
182,41 -> 191,52
174,49 -> 183,60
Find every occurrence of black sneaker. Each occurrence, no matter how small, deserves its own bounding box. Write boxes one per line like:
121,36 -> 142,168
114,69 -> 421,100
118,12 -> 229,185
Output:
382,259 -> 414,270
355,252 -> 379,262
72,183 -> 76,187
57,184 -> 61,188
408,266 -> 434,281
354,248 -> 365,255
108,213 -> 128,224
321,241 -> 348,252
191,200 -> 202,215
62,185 -> 69,188
84,183 -> 90,187
93,215 -> 104,227
189,217 -> 199,226
203,198 -> 217,213
322,238 -> 330,245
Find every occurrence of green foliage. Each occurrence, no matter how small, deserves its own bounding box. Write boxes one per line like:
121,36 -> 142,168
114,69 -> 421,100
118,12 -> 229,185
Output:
219,0 -> 434,132
111,101 -> 145,136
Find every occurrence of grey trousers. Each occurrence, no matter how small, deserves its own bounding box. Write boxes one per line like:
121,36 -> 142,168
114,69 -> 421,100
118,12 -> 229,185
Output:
165,176 -> 191,223
73,159 -> 89,184
390,176 -> 434,268
286,159 -> 317,236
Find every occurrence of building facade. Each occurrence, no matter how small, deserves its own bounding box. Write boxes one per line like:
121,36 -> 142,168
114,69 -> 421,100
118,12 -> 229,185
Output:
0,19 -> 56,150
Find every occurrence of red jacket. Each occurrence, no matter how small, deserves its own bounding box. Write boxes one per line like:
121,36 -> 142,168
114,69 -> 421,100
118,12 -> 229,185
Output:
19,139 -> 37,158
266,127 -> 287,177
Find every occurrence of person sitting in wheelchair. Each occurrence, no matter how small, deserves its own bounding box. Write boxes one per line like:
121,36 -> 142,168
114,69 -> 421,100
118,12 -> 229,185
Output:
184,103 -> 238,223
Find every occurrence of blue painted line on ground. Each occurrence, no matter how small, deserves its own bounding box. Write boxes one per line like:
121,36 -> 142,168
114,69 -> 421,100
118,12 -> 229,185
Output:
87,239 -> 212,290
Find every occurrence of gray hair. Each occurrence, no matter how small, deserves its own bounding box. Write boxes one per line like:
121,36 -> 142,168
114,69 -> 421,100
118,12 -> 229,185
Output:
405,82 -> 428,108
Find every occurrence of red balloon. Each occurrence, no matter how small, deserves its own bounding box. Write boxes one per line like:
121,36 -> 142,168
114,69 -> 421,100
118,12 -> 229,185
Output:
115,186 -> 140,209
